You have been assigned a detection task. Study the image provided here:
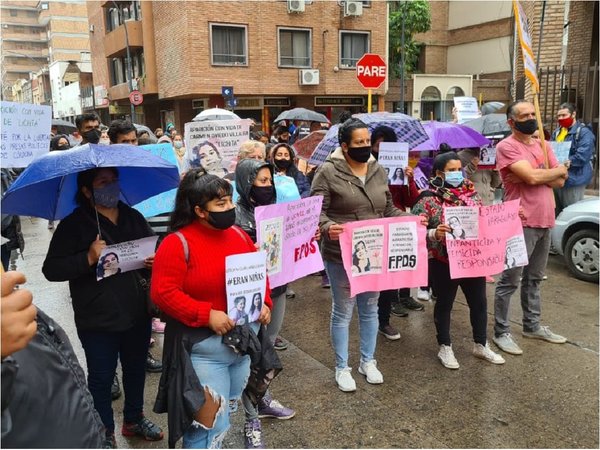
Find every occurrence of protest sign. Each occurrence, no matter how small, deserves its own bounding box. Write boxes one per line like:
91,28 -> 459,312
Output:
184,119 -> 252,177
413,166 -> 429,190
256,196 -> 324,288
96,236 -> 158,281
225,251 -> 267,325
339,216 -> 428,297
453,96 -> 481,124
478,145 -> 497,168
504,234 -> 528,270
134,143 -> 178,217
378,142 -> 409,185
446,199 -> 524,279
548,141 -> 571,164
443,206 -> 479,240
1,101 -> 52,167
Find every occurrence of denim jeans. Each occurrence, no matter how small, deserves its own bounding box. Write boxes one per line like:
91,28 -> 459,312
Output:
77,318 -> 151,433
183,332 -> 253,448
325,261 -> 380,369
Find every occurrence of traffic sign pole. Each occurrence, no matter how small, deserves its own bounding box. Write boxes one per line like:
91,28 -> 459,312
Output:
368,89 -> 372,113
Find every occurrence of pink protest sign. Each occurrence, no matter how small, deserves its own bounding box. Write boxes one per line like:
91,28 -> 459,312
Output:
255,196 -> 324,288
446,199 -> 523,279
339,217 -> 428,297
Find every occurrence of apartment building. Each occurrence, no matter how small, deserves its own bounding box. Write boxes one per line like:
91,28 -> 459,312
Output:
87,0 -> 387,131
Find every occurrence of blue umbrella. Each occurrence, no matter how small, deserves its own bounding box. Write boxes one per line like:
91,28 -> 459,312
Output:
308,112 -> 429,166
2,143 -> 180,221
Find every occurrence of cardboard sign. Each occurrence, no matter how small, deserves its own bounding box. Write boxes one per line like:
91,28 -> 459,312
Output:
96,236 -> 158,281
378,142 -> 409,185
225,251 -> 267,325
1,101 -> 52,167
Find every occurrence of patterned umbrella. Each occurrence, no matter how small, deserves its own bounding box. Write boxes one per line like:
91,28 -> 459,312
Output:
308,112 -> 428,166
292,130 -> 327,160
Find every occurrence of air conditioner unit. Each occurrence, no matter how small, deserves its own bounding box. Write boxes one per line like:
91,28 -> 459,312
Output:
299,69 -> 319,86
288,0 -> 305,13
344,0 -> 363,17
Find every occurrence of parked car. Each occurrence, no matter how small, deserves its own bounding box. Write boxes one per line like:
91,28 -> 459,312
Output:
551,197 -> 599,283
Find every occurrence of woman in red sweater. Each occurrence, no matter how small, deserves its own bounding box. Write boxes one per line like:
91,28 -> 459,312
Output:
151,169 -> 272,448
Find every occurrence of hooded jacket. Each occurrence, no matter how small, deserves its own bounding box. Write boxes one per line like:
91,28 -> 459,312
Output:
270,143 -> 311,198
310,147 -> 410,263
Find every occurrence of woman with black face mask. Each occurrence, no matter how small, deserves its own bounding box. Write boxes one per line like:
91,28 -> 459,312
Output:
151,168 -> 272,448
310,118 -> 416,393
269,143 -> 311,198
50,134 -> 71,151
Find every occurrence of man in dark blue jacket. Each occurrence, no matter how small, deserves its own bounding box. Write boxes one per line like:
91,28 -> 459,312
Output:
552,102 -> 596,215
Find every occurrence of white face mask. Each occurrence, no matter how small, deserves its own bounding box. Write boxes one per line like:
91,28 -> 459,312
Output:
99,138 -> 111,145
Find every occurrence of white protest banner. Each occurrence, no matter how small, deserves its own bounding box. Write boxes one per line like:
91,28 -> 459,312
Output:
96,236 -> 158,281
453,96 -> 480,124
350,225 -> 385,276
1,101 -> 52,167
443,206 -> 479,240
413,166 -> 429,190
478,145 -> 497,168
504,234 -> 528,270
184,119 -> 252,177
387,222 -> 418,272
225,251 -> 267,325
548,141 -> 571,164
378,142 -> 409,185
255,196 -> 324,288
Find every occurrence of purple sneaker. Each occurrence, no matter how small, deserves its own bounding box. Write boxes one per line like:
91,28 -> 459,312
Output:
258,394 -> 296,420
243,419 -> 265,449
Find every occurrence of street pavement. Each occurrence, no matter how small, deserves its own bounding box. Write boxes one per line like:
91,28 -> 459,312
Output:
13,217 -> 599,449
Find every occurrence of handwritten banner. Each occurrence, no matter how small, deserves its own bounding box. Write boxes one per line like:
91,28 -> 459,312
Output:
96,236 -> 158,281
226,251 -> 267,325
379,142 -> 409,185
133,143 -> 179,218
1,101 -> 52,167
184,119 -> 252,177
255,196 -> 324,288
446,199 -> 524,279
339,216 -> 428,297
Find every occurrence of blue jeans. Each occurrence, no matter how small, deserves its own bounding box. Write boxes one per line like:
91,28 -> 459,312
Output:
325,261 -> 380,369
77,318 -> 151,432
183,332 -> 253,449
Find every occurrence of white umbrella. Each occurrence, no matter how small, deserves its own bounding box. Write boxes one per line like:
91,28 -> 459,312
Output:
193,108 -> 240,121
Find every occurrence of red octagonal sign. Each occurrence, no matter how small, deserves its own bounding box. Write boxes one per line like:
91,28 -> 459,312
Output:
356,53 -> 387,89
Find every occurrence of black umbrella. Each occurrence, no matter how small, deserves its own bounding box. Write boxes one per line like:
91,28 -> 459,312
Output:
273,108 -> 329,124
51,118 -> 77,135
463,113 -> 511,138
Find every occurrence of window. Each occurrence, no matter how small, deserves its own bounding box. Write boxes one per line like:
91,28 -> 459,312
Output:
40,2 -> 49,10
26,10 -> 37,17
10,10 -> 18,17
340,31 -> 369,68
110,57 -> 125,85
210,24 -> 247,66
105,1 -> 142,33
278,28 -> 311,68
109,51 -> 145,86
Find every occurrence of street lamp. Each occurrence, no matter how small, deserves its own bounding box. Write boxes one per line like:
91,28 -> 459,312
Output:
110,1 -> 136,123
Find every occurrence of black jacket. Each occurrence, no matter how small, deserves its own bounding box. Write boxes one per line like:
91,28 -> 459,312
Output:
1,308 -> 104,448
42,202 -> 154,332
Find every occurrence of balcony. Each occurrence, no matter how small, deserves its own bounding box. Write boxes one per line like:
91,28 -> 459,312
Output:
103,21 -> 143,58
108,82 -> 130,101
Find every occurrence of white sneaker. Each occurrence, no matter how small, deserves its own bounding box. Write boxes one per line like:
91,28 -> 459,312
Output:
335,367 -> 356,392
358,360 -> 384,384
473,343 -> 506,364
417,288 -> 431,301
437,345 -> 459,369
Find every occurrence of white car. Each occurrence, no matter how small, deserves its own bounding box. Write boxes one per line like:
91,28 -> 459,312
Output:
551,197 -> 600,283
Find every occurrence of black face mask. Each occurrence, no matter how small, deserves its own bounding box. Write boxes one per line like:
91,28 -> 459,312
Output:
56,144 -> 70,151
273,158 -> 292,170
250,185 -> 275,206
83,128 -> 102,144
207,208 -> 236,230
513,119 -> 537,135
347,146 -> 371,163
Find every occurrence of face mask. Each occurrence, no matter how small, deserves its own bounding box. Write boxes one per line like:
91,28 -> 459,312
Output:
174,141 -> 183,149
251,185 -> 275,206
206,207 -> 236,230
558,116 -> 574,129
347,146 -> 371,163
93,181 -> 120,208
513,119 -> 537,135
83,128 -> 102,144
99,138 -> 110,145
274,158 -> 292,170
57,144 -> 70,151
444,171 -> 464,188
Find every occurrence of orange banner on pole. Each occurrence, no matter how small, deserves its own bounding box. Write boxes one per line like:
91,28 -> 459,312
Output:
513,0 -> 539,92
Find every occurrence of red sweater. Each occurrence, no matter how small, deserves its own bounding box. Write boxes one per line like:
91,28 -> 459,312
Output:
389,178 -> 420,210
151,222 -> 272,328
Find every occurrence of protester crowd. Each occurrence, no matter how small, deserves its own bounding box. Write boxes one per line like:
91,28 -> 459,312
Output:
0,100 -> 595,449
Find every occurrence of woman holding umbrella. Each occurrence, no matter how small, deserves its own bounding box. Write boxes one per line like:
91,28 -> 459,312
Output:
42,167 -> 164,448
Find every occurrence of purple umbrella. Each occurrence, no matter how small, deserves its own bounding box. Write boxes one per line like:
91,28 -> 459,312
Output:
411,121 -> 490,151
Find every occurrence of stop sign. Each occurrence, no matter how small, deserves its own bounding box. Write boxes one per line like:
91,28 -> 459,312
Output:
356,53 -> 387,89
129,90 -> 143,106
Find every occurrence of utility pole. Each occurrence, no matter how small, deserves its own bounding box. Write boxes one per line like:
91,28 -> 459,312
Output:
112,1 -> 135,123
399,1 -> 406,114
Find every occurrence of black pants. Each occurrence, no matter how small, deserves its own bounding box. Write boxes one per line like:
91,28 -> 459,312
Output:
378,289 -> 397,326
429,259 -> 487,346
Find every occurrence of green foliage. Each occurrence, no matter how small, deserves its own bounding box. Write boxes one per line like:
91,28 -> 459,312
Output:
388,0 -> 432,78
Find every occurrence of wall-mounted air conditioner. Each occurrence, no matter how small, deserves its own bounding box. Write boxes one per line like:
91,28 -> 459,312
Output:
344,1 -> 363,17
288,0 -> 305,13
299,69 -> 319,85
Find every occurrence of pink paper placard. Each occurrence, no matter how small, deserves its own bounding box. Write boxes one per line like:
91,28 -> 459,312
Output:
447,199 -> 523,279
255,196 -> 324,288
339,216 -> 428,297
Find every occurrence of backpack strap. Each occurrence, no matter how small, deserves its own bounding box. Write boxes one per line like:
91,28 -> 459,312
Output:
174,231 -> 189,263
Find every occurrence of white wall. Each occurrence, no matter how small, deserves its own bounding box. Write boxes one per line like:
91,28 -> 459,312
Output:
447,36 -> 512,75
448,1 -> 513,30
